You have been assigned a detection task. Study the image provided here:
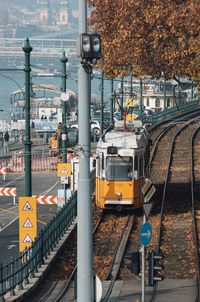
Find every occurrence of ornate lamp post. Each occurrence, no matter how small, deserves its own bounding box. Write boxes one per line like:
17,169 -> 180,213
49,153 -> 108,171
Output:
60,51 -> 68,163
22,38 -> 32,196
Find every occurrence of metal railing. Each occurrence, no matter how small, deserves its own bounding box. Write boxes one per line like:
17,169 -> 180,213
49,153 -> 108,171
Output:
0,191 -> 77,302
138,98 -> 200,126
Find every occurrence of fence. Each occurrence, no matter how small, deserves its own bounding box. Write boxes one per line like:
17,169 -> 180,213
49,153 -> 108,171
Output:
139,98 -> 200,127
0,152 -> 58,173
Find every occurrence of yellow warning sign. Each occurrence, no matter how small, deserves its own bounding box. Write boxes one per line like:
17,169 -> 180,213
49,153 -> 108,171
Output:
19,197 -> 37,252
57,163 -> 71,177
126,97 -> 135,107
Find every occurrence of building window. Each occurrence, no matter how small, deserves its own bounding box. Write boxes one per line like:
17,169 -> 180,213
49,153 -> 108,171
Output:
42,15 -> 47,22
146,98 -> 149,107
167,98 -> 170,107
62,15 -> 66,22
155,97 -> 160,107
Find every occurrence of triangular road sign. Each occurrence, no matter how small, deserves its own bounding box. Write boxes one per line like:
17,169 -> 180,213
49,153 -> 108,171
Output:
23,233 -> 32,243
22,201 -> 33,211
60,167 -> 68,175
142,202 -> 154,221
23,218 -> 33,228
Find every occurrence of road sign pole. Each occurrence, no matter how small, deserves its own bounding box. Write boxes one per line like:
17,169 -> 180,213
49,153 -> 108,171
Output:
64,183 -> 66,204
142,203 -> 146,302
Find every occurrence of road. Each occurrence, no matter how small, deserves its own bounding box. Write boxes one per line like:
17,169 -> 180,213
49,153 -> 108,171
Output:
0,140 -> 97,263
0,172 -> 60,263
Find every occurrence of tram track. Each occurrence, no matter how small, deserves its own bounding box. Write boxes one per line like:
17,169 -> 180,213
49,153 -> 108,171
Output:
148,117 -> 200,301
27,210 -> 138,302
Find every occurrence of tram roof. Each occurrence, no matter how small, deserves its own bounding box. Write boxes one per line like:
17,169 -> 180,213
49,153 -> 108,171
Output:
97,128 -> 147,150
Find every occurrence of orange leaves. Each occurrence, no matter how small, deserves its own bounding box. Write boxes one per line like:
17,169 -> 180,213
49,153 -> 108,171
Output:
88,0 -> 200,83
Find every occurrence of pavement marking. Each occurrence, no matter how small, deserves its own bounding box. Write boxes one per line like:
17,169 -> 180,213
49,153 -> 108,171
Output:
0,216 -> 19,233
37,219 -> 46,225
0,208 -> 47,226
0,178 -> 59,232
0,207 -> 18,215
41,180 -> 59,195
3,174 -> 24,186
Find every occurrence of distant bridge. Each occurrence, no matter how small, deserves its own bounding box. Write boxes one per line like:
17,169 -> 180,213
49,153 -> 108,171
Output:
0,38 -> 77,58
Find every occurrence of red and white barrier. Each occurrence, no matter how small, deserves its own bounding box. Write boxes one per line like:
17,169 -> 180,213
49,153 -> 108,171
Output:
0,151 -> 76,174
0,167 -> 7,181
35,195 -> 57,205
0,187 -> 17,204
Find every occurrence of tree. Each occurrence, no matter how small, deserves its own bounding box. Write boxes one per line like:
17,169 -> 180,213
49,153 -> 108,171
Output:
88,0 -> 200,84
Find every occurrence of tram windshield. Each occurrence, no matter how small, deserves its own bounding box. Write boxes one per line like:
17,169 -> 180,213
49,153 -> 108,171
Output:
106,156 -> 133,181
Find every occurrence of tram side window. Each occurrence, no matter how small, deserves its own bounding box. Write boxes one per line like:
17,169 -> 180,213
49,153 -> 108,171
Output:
100,153 -> 105,180
96,157 -> 100,177
102,153 -> 104,170
139,155 -> 144,178
134,155 -> 138,171
106,156 -> 133,181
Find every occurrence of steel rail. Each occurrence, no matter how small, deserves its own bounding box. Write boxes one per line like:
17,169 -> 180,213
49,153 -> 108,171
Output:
149,118 -> 197,302
52,212 -> 105,302
190,126 -> 200,302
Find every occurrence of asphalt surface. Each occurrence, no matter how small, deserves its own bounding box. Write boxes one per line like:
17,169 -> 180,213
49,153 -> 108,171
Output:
0,171 -> 60,263
0,140 -> 97,264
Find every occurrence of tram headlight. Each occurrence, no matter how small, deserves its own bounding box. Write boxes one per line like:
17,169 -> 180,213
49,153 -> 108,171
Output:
116,192 -> 122,197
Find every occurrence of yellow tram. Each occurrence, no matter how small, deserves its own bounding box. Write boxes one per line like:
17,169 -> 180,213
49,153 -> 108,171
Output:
95,120 -> 151,211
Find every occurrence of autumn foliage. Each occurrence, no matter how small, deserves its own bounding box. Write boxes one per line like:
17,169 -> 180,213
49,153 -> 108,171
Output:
88,0 -> 200,83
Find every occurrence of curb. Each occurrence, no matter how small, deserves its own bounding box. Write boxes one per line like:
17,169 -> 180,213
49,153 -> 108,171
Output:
4,219 -> 77,302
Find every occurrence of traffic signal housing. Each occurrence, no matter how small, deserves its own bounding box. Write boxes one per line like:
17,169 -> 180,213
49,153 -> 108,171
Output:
148,250 -> 164,286
124,250 -> 140,275
78,33 -> 101,61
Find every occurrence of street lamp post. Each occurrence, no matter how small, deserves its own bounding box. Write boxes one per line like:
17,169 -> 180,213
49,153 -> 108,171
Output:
110,79 -> 114,125
120,77 -> 124,120
100,71 -> 104,136
140,79 -> 143,115
163,79 -> 166,110
60,52 -> 68,163
77,21 -> 102,301
22,38 -> 32,197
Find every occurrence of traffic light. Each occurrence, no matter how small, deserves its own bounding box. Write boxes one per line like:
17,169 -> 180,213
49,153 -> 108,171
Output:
148,250 -> 164,286
124,250 -> 140,275
78,33 -> 101,61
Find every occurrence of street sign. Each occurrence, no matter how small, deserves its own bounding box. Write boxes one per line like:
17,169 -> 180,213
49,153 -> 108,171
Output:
140,222 -> 152,246
57,163 -> 71,177
57,189 -> 72,207
19,197 -> 37,252
61,176 -> 69,184
126,97 -> 135,107
142,179 -> 156,202
142,201 -> 154,221
61,92 -> 69,102
0,168 -> 7,175
95,275 -> 103,302
35,195 -> 57,204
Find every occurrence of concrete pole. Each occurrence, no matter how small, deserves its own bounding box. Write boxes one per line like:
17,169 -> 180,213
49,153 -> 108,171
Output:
120,77 -> 124,120
60,51 -> 68,163
130,76 -> 133,113
110,79 -> 113,125
140,79 -> 143,115
163,79 -> 166,110
100,71 -> 104,136
78,0 -> 93,301
22,38 -> 32,197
